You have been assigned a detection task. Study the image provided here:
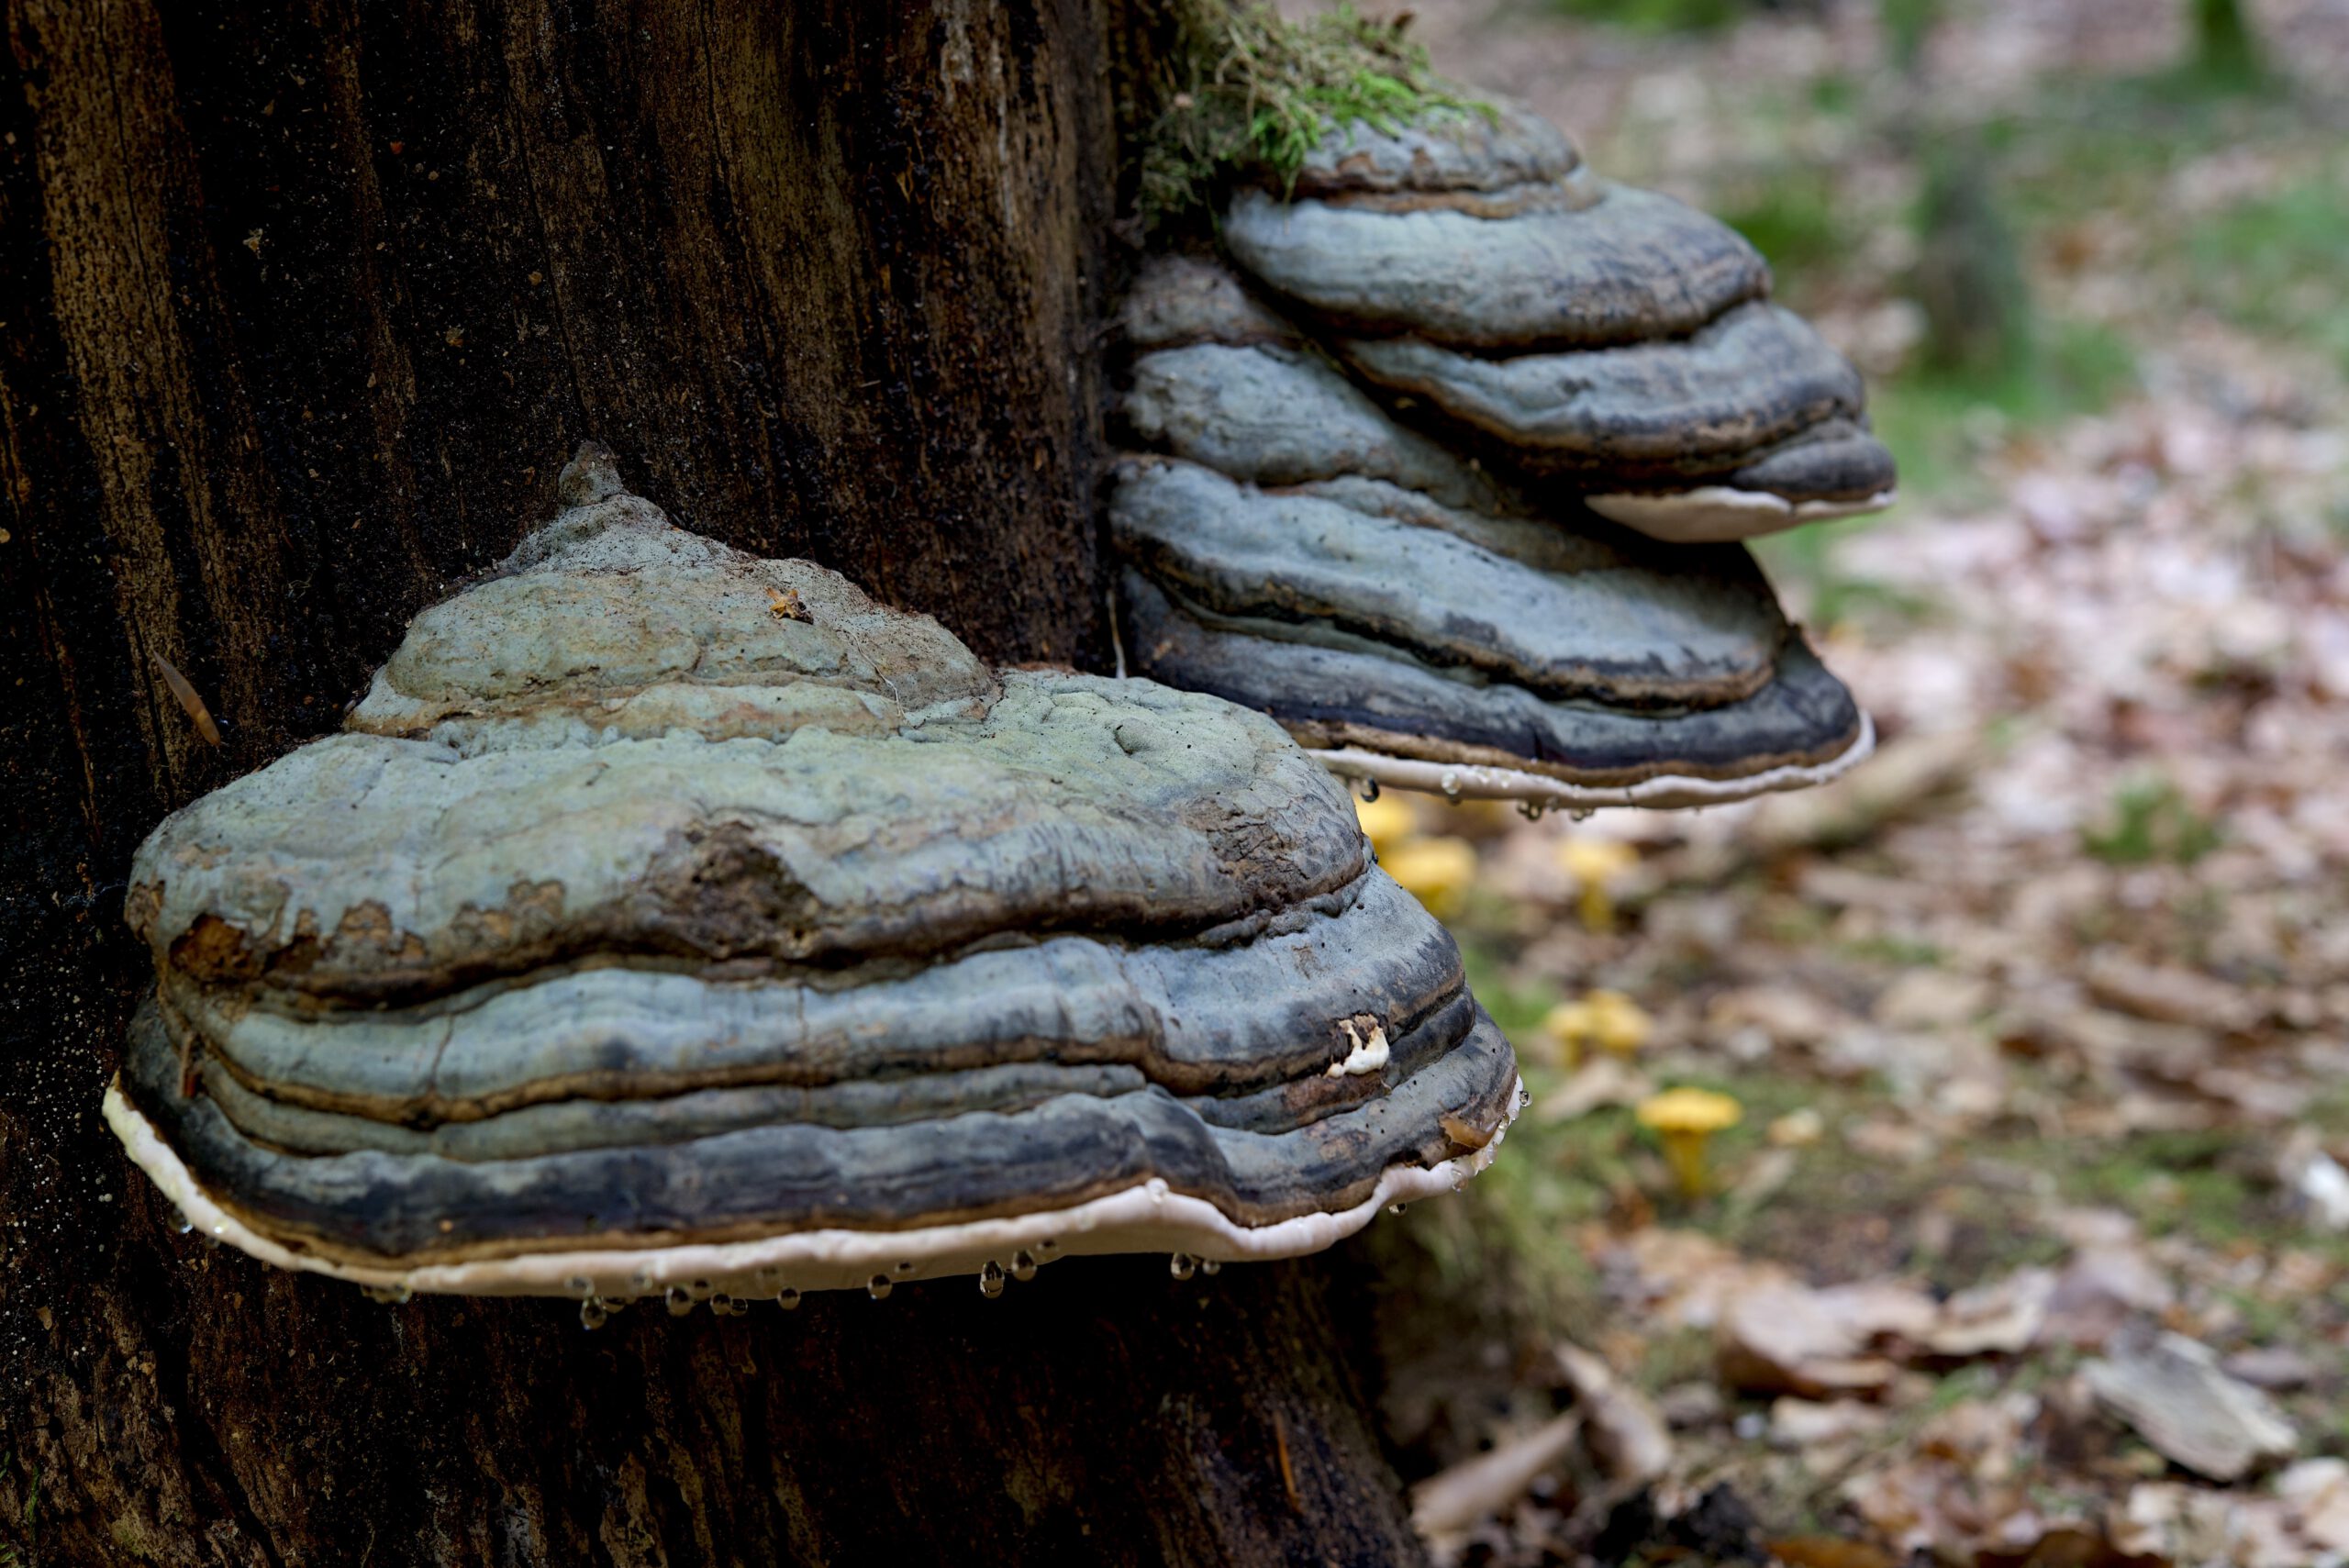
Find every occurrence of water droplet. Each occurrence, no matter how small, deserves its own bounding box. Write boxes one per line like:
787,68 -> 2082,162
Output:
566,1274 -> 593,1300
1517,799 -> 1546,820
1439,771 -> 1461,802
1518,1085 -> 1532,1109
1569,807 -> 1595,822
866,1274 -> 894,1300
1356,776 -> 1381,803
580,1299 -> 608,1330
630,1269 -> 655,1294
688,1277 -> 715,1302
893,1260 -> 916,1274
775,1287 -> 801,1311
1199,1259 -> 1221,1275
978,1261 -> 1007,1299
709,1293 -> 740,1317
177,1221 -> 194,1235
665,1286 -> 695,1317
1386,1202 -> 1408,1217
1010,1250 -> 1038,1283
1168,1252 -> 1197,1281
1036,1238 -> 1060,1255
598,1295 -> 632,1315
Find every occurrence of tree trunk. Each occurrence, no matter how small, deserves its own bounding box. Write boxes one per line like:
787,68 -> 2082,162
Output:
0,2 -> 1431,1562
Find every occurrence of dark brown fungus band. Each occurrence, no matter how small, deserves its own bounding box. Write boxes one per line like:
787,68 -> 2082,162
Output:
105,444 -> 1522,1302
1109,257 -> 1872,808
1217,98 -> 1897,544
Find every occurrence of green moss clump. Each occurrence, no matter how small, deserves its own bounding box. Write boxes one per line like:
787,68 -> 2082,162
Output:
1137,2 -> 1490,229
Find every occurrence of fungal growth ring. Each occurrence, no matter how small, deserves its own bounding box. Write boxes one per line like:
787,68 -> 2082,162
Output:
1111,97 -> 1892,809
106,446 -> 1522,1307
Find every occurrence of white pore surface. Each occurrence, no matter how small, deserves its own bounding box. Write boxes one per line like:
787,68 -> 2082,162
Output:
104,1074 -> 1523,1300
1314,709 -> 1876,810
1587,487 -> 1897,544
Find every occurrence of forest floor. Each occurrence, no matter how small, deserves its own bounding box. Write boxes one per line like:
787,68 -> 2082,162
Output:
1317,0 -> 2349,1562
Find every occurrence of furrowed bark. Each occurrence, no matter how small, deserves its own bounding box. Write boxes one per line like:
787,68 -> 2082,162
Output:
0,1 -> 1428,1562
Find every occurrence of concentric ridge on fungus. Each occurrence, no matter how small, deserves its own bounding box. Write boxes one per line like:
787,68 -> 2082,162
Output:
1216,97 -> 1898,541
105,444 -> 1522,1300
1110,255 -> 1872,808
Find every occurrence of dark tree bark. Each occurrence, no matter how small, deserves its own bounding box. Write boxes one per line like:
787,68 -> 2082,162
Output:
0,2 -> 1431,1562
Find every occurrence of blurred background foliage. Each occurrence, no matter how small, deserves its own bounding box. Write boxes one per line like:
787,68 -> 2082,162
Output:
1288,0 -> 2349,1558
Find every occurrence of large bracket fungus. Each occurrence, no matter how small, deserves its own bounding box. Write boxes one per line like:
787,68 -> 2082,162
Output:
106,446 -> 1521,1308
1218,101 -> 1898,543
1108,100 -> 1892,808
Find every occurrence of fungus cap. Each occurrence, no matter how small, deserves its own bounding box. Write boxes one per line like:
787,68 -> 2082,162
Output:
107,446 -> 1523,1300
1635,1087 -> 1744,1136
1110,258 -> 1873,809
1217,97 -> 1898,539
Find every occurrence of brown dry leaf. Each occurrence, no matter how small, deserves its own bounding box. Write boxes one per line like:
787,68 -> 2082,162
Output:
1924,1267 -> 2054,1357
2084,1330 -> 2299,1482
1533,1057 -> 1653,1124
1766,1536 -> 1898,1568
1556,1343 -> 1672,1485
2084,951 -> 2261,1033
1716,1280 -> 1934,1398
1768,1396 -> 1889,1453
2280,1459 -> 2349,1554
1408,1413 -> 1581,1549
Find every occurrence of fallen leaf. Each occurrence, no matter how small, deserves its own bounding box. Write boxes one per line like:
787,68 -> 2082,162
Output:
1557,1342 -> 1672,1485
1408,1413 -> 1580,1547
2084,1330 -> 2298,1482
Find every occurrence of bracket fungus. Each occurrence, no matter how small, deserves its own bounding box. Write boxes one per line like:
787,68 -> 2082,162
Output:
1111,254 -> 1871,810
1218,101 -> 1897,543
106,444 -> 1522,1307
1108,98 -> 1891,808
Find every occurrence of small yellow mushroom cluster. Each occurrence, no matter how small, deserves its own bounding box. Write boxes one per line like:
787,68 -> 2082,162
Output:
1539,987 -> 1653,1069
1355,794 -> 1478,921
1555,835 -> 1640,933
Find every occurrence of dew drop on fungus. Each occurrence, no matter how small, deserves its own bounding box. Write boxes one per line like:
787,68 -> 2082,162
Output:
978,1261 -> 1007,1299
709,1293 -> 740,1317
1168,1252 -> 1197,1281
1356,776 -> 1380,803
567,1274 -> 593,1300
1386,1202 -> 1408,1217
665,1286 -> 694,1317
866,1274 -> 893,1300
1200,1259 -> 1221,1275
580,1299 -> 608,1330
774,1287 -> 801,1311
688,1277 -> 714,1302
894,1260 -> 916,1274
1009,1250 -> 1038,1283
1035,1238 -> 1059,1256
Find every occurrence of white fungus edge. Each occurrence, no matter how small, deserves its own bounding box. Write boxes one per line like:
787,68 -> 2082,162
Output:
1586,486 -> 1897,544
1315,709 -> 1875,810
103,1073 -> 1522,1300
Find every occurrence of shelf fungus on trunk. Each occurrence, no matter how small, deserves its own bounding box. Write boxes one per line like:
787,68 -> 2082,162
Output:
105,445 -> 1523,1308
1109,256 -> 1872,809
1218,100 -> 1897,544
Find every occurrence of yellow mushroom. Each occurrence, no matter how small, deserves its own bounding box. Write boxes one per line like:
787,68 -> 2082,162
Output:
1353,793 -> 1419,859
1555,836 -> 1639,932
1381,836 -> 1477,920
1538,998 -> 1594,1069
1540,987 -> 1653,1067
1635,1086 -> 1742,1200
